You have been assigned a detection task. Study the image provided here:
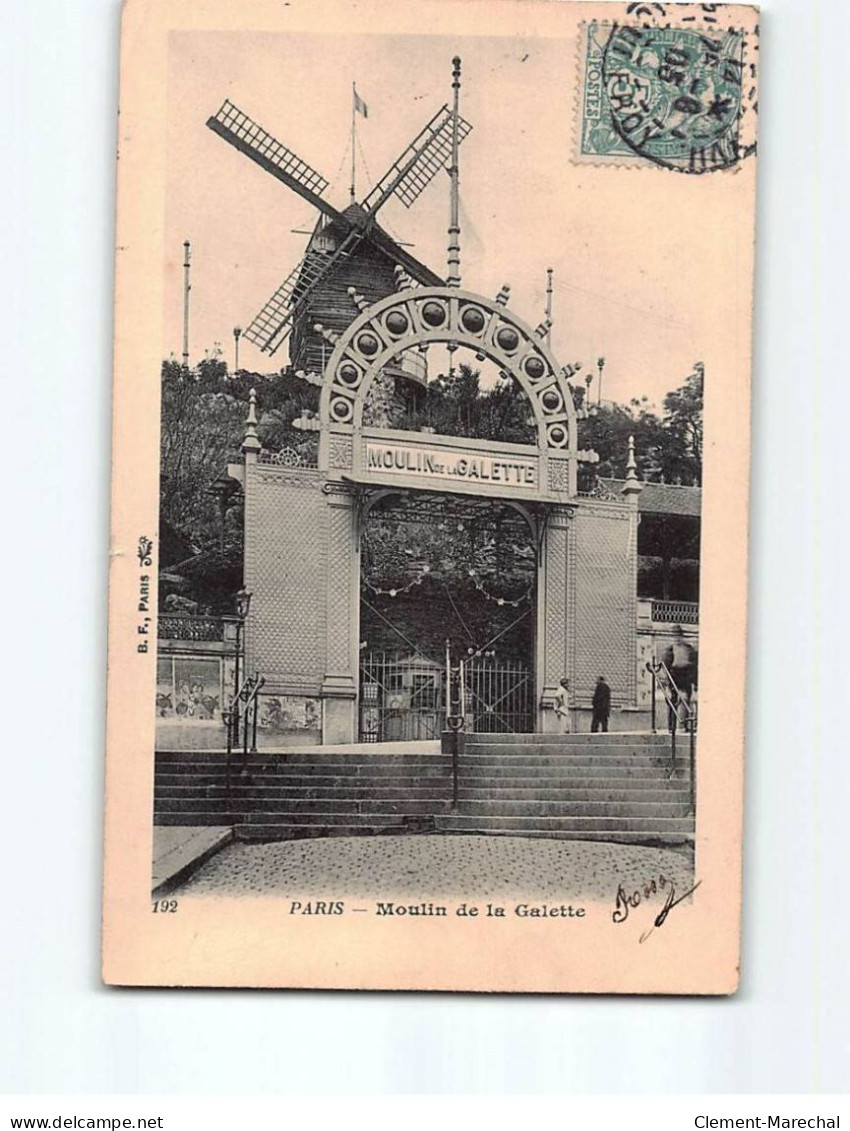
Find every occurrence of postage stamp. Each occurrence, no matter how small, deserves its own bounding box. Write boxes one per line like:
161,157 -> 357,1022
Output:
577,8 -> 758,172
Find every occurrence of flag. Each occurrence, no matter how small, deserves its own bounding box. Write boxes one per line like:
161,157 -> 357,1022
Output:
353,85 -> 368,118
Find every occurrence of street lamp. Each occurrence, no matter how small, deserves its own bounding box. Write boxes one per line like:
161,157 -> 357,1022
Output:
584,372 -> 595,418
233,326 -> 242,373
235,586 -> 252,622
232,587 -> 253,742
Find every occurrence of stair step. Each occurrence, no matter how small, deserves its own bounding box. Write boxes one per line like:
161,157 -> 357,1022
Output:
436,814 -> 694,833
155,784 -> 453,800
234,824 -> 430,841
154,772 -> 452,788
155,798 -> 452,815
154,764 -> 682,782
457,787 -> 688,803
460,753 -> 681,767
154,783 -> 686,803
154,763 -> 453,779
155,752 -> 452,768
460,767 -> 688,781
453,801 -> 689,817
465,733 -> 672,745
240,812 -> 427,826
437,827 -> 693,845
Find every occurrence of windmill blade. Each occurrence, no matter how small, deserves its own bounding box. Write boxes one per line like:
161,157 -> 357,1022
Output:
244,230 -> 363,355
207,100 -> 347,224
361,104 -> 472,215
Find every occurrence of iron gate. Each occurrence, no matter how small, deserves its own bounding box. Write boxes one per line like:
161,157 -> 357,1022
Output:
359,651 -> 534,740
460,656 -> 535,734
359,652 -> 445,742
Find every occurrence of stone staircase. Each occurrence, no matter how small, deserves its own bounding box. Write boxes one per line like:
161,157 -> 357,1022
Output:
438,733 -> 693,845
154,733 -> 693,846
154,752 -> 454,840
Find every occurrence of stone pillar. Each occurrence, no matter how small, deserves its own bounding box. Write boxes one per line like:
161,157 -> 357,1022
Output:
621,435 -> 644,715
321,484 -> 359,743
240,390 -> 261,683
537,505 -> 573,733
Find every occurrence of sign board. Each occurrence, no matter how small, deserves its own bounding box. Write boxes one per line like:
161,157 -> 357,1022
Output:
364,440 -> 538,490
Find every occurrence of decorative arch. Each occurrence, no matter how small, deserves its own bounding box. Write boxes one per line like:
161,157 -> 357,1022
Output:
318,286 -> 578,455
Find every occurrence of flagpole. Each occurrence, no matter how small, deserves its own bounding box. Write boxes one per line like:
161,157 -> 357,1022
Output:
350,82 -> 357,204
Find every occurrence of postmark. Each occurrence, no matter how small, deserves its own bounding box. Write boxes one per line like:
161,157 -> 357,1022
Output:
603,24 -> 745,172
576,6 -> 758,173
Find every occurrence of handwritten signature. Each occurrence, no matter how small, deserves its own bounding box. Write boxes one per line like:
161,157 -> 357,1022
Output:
612,874 -> 701,943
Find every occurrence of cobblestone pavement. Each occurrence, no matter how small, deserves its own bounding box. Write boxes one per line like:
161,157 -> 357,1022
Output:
174,835 -> 694,901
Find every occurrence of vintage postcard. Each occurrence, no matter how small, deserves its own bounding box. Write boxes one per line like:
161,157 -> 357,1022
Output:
102,0 -> 757,992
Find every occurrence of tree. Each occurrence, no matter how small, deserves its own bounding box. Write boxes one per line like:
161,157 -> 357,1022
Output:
659,363 -> 704,485
158,357 -> 320,611
394,362 -> 536,445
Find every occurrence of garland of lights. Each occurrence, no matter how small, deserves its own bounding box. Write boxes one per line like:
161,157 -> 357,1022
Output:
363,565 -> 431,599
361,559 -> 532,608
467,568 -> 532,608
361,519 -> 533,606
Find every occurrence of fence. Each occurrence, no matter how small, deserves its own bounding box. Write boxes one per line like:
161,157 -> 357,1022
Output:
650,600 -> 699,625
461,657 -> 535,734
359,651 -> 535,741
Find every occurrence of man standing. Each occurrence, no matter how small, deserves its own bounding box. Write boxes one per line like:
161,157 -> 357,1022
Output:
553,677 -> 571,733
591,676 -> 611,733
662,626 -> 697,713
664,628 -> 696,732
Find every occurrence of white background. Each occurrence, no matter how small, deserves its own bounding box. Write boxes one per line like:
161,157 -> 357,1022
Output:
2,0 -> 848,1097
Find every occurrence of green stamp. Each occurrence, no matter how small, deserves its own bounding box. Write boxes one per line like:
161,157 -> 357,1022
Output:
581,22 -> 640,163
580,21 -> 752,173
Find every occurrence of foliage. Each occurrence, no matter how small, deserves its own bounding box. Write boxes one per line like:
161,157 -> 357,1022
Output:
394,363 -> 537,444
575,365 -> 703,488
659,363 -> 704,486
158,355 -> 318,612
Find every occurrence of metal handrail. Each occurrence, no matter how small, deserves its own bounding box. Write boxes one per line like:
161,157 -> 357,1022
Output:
225,672 -> 265,797
226,672 -> 254,748
646,659 -> 697,812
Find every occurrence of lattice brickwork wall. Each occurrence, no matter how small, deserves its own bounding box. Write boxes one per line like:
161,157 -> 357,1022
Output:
324,492 -> 356,678
570,504 -> 637,705
244,467 -> 327,693
540,509 -> 570,696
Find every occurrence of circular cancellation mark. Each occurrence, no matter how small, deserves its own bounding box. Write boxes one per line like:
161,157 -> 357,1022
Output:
601,23 -> 753,174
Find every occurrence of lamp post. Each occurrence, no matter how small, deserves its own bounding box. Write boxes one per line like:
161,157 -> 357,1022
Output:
584,372 -> 594,418
209,475 -> 233,553
233,587 -> 252,743
233,326 -> 242,373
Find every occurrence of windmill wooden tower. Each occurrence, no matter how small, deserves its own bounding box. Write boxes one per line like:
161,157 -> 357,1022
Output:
207,97 -> 472,379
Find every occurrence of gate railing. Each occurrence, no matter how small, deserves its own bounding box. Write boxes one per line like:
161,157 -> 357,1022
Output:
224,672 -> 265,796
359,651 -> 445,743
459,657 -> 535,735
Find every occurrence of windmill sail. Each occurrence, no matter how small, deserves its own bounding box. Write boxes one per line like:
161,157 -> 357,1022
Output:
207,100 -> 344,222
361,105 -> 472,214
244,230 -> 363,355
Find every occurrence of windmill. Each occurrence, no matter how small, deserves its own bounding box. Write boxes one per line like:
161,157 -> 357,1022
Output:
207,97 -> 472,371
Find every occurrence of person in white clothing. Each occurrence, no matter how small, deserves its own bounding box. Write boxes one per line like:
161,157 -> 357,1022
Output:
554,677 -> 571,733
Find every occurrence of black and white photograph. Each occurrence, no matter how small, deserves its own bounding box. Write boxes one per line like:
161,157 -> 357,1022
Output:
151,26 -> 708,914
